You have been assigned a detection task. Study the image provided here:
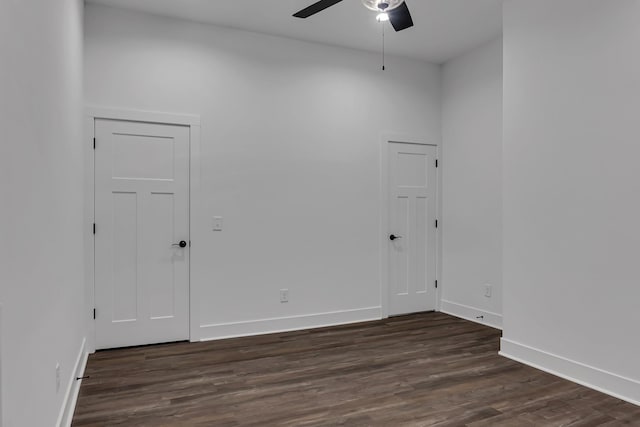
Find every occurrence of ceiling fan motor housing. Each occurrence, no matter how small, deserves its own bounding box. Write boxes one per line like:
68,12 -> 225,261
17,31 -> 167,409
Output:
361,0 -> 404,12
293,0 -> 414,32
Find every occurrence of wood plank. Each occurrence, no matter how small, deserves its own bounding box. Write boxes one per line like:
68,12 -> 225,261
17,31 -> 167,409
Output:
72,313 -> 638,426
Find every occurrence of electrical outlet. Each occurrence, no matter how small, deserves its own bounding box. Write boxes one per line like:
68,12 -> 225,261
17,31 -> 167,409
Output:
213,216 -> 223,231
280,289 -> 289,303
55,363 -> 61,393
484,284 -> 492,298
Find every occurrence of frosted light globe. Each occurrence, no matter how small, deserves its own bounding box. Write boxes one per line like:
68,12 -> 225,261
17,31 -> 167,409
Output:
361,0 -> 404,12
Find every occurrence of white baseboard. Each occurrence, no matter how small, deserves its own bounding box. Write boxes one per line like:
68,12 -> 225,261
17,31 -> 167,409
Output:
56,337 -> 88,427
199,307 -> 382,341
500,338 -> 640,407
439,300 -> 502,330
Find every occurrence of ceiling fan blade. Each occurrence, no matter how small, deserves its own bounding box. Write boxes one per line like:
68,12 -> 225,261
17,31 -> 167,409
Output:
388,2 -> 413,32
293,0 -> 344,18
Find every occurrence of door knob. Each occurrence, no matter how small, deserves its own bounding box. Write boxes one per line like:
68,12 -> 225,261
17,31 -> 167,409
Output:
172,240 -> 187,248
389,234 -> 403,241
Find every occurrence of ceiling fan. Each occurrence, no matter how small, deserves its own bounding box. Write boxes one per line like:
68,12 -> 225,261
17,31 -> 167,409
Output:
293,0 -> 414,32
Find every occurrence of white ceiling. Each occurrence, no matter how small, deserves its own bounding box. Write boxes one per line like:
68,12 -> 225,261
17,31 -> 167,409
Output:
87,0 -> 503,63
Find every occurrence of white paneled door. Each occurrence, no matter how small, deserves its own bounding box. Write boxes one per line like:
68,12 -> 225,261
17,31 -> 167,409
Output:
388,142 -> 437,316
94,119 -> 190,349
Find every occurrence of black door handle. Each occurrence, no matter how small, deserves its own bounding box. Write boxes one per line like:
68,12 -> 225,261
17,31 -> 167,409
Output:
389,234 -> 403,241
172,240 -> 187,248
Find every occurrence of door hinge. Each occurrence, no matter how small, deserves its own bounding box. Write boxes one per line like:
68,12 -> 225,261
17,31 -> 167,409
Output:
435,219 -> 438,228
93,137 -> 96,149
435,159 -> 439,168
93,308 -> 96,319
435,280 -> 438,289
93,223 -> 96,234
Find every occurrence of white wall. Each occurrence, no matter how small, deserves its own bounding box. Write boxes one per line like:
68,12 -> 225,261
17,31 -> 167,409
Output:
0,0 -> 86,425
84,4 -> 441,340
501,0 -> 640,404
441,39 -> 503,328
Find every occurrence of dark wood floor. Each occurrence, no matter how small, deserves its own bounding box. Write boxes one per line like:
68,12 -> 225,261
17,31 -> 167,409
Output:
73,313 -> 640,426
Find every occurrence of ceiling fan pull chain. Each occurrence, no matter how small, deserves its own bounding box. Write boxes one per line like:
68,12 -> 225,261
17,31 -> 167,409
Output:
382,20 -> 386,71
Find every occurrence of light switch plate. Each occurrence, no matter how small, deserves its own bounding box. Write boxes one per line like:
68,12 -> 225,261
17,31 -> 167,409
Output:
484,284 -> 492,298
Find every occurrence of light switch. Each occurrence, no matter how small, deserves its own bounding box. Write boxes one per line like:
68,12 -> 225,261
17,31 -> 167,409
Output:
213,216 -> 223,231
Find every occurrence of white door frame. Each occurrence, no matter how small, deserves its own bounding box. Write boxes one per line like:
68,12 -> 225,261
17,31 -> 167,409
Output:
84,107 -> 201,353
379,134 -> 442,318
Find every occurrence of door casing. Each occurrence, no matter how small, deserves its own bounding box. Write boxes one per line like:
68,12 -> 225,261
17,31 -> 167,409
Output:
84,107 -> 201,353
379,134 -> 442,318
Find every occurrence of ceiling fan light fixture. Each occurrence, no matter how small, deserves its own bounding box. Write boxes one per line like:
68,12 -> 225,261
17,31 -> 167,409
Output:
361,0 -> 404,12
376,12 -> 389,22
